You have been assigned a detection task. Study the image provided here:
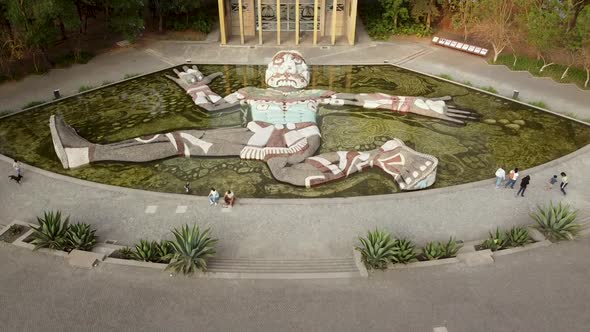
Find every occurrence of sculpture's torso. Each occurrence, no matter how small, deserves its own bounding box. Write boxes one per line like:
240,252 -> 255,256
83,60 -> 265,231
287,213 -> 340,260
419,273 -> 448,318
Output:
237,87 -> 335,125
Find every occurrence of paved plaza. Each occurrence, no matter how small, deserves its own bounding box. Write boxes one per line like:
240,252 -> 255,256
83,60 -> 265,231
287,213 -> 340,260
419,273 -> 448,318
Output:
1,237 -> 590,331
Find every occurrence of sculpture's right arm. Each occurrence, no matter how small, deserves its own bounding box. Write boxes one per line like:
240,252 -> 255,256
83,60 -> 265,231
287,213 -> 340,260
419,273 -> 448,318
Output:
165,66 -> 242,112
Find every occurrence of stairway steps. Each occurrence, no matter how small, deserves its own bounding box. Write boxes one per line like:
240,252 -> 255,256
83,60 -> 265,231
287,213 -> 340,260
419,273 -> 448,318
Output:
207,265 -> 358,272
210,258 -> 354,263
207,261 -> 357,267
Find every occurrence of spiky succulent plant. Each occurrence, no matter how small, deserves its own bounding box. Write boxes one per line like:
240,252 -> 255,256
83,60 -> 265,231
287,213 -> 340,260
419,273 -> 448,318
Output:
31,211 -> 70,250
356,229 -> 397,270
531,201 -> 583,241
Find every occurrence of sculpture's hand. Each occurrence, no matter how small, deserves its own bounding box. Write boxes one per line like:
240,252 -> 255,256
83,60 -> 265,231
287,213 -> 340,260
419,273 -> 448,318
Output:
165,65 -> 207,90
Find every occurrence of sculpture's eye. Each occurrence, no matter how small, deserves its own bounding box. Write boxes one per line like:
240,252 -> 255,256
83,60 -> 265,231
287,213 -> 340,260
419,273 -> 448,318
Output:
274,57 -> 284,65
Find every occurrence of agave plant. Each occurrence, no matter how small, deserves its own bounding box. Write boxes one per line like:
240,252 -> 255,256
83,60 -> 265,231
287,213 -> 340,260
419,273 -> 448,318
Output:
30,211 -> 70,250
441,237 -> 462,258
392,238 -> 417,264
356,229 -> 397,270
506,226 -> 532,247
480,228 -> 508,251
166,224 -> 217,275
422,241 -> 444,260
116,247 -> 134,259
9,224 -> 23,235
155,240 -> 174,263
531,201 -> 583,241
65,223 -> 97,252
132,239 -> 158,262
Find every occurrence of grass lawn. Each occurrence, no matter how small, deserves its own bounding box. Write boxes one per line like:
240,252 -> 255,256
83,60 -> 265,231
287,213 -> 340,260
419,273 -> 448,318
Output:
491,54 -> 589,90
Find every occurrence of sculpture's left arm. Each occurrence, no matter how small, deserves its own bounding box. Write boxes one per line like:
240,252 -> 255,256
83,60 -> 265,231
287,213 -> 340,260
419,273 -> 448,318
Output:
328,93 -> 475,124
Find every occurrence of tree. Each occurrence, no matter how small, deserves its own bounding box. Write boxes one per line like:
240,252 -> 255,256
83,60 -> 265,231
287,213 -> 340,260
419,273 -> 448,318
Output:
566,0 -> 590,32
379,0 -> 409,28
410,0 -> 440,29
472,0 -> 515,63
109,0 -> 144,42
525,0 -> 562,72
450,0 -> 478,41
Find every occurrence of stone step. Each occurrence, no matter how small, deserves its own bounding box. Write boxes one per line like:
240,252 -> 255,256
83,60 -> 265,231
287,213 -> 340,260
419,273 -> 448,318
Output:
204,256 -> 362,277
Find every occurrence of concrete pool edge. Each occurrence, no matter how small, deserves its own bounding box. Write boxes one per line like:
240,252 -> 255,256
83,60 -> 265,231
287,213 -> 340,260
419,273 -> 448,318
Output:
1,142 -> 588,205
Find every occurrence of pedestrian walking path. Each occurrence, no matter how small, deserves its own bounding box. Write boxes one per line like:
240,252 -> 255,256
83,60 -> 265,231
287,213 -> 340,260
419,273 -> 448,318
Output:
1,236 -> 589,331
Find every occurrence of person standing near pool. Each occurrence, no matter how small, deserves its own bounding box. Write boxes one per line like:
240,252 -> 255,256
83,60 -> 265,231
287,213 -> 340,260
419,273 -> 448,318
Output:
504,168 -> 519,189
560,172 -> 569,196
494,166 -> 505,189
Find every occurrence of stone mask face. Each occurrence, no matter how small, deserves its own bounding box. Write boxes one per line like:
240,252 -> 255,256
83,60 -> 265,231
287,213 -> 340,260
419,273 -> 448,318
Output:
265,51 -> 310,90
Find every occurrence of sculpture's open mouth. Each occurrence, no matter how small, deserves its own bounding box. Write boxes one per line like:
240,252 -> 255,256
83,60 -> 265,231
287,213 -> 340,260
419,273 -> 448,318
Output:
0,64 -> 588,198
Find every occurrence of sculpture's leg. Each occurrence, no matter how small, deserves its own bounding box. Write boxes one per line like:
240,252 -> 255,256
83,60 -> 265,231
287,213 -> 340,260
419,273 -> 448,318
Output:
50,114 -> 252,168
266,138 -> 438,191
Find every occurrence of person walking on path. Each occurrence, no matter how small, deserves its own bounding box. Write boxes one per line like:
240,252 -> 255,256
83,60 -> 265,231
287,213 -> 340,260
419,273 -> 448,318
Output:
12,159 -> 21,177
544,175 -> 558,191
560,172 -> 569,196
208,188 -> 220,206
184,182 -> 191,194
504,168 -> 519,189
516,175 -> 531,197
494,167 -> 506,188
223,190 -> 236,208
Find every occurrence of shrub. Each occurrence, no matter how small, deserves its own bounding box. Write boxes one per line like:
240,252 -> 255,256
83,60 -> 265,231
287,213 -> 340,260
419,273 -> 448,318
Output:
30,211 -> 70,250
23,101 -> 45,109
480,228 -> 508,251
422,241 -> 444,260
116,247 -> 134,259
530,101 -> 547,109
356,229 -> 397,270
440,237 -> 462,258
506,226 -> 532,247
132,239 -> 159,262
531,202 -> 583,241
392,238 -> 417,264
156,240 -> 173,263
124,73 -> 141,79
481,86 -> 498,94
65,223 -> 97,252
166,224 -> 217,275
9,224 -> 23,235
78,85 -> 95,93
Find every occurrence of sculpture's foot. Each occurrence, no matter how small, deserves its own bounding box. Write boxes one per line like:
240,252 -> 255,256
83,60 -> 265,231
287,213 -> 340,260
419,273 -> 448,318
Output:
49,114 -> 91,169
372,139 -> 438,191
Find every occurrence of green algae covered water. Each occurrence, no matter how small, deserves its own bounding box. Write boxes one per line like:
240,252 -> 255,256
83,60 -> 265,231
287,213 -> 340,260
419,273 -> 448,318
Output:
0,65 -> 589,198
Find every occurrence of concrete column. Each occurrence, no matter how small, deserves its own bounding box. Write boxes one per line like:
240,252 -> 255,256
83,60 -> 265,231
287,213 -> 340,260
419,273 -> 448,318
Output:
331,0 -> 337,45
277,0 -> 281,45
320,0 -> 326,36
257,0 -> 263,44
313,0 -> 319,45
295,0 -> 300,45
348,0 -> 358,46
238,0 -> 245,44
218,0 -> 227,44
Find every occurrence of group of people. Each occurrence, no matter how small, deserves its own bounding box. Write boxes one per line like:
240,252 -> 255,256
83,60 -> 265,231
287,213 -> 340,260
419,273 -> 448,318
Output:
208,188 -> 236,208
183,182 -> 236,208
494,166 -> 569,197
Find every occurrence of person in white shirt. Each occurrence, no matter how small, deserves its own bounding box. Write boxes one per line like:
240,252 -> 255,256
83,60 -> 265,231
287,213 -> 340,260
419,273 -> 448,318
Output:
12,159 -> 21,177
208,188 -> 220,206
494,167 -> 505,189
504,168 -> 519,189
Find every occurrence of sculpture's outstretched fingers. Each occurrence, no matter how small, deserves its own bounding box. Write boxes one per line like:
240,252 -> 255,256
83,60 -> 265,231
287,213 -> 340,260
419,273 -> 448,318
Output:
192,65 -> 200,71
173,68 -> 182,76
431,96 -> 452,101
182,65 -> 191,72
164,74 -> 179,82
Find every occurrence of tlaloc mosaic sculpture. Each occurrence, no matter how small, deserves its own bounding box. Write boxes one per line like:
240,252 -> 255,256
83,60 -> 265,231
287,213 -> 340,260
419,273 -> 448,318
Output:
50,51 -> 475,191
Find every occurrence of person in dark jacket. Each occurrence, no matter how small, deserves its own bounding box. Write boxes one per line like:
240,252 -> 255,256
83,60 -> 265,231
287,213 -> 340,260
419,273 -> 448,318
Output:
516,175 -> 531,197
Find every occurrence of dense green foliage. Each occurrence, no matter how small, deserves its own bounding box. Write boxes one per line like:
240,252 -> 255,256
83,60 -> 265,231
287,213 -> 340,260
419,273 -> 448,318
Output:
31,211 -> 70,250
356,229 -> 398,269
166,224 -> 217,275
66,223 -> 97,251
531,202 -> 583,241
422,237 -> 463,260
30,211 -> 98,252
391,238 -> 418,264
506,226 -> 532,247
0,0 -> 213,78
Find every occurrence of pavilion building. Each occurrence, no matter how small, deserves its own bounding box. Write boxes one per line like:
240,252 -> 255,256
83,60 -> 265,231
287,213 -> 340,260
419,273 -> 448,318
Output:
216,0 -> 359,45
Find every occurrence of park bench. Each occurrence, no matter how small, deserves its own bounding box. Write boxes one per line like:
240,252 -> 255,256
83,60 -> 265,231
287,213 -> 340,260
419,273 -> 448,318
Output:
431,36 -> 488,57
